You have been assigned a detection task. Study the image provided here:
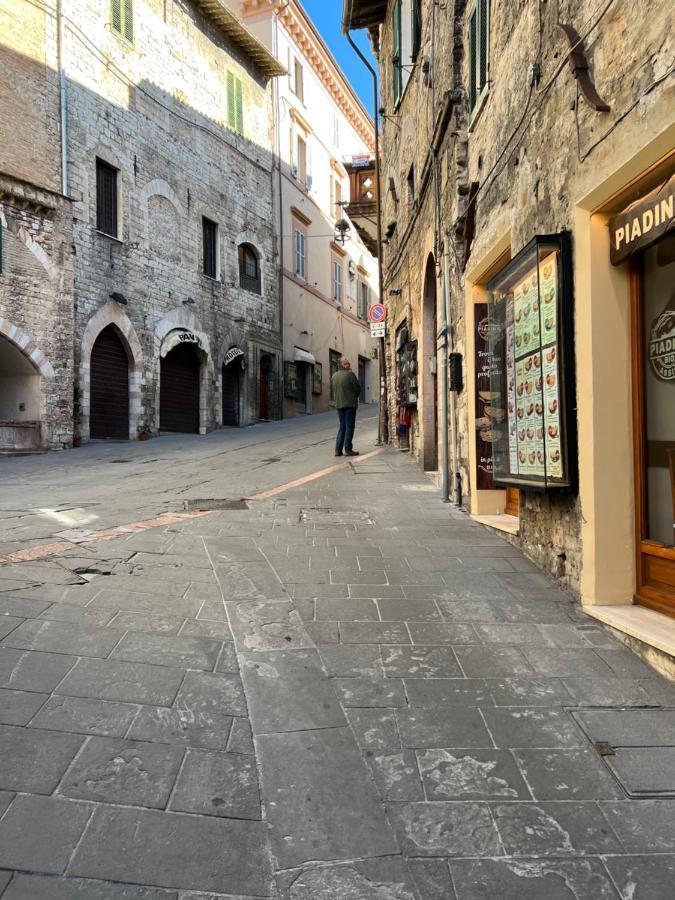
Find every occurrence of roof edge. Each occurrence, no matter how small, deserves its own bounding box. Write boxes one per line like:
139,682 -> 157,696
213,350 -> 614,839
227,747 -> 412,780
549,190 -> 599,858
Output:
342,0 -> 387,32
192,0 -> 287,77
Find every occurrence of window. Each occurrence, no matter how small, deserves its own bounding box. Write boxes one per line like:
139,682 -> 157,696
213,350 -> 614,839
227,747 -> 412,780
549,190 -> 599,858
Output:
96,158 -> 118,237
294,226 -> 306,279
296,135 -> 307,183
111,0 -> 133,43
293,58 -> 304,103
468,0 -> 490,114
332,114 -> 340,150
392,0 -> 402,105
331,176 -> 343,219
227,70 -> 244,135
331,259 -> 343,304
202,217 -> 218,278
238,243 -> 261,294
357,280 -> 370,321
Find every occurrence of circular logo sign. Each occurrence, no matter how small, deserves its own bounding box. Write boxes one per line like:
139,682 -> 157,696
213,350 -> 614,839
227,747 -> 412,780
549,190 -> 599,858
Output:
649,309 -> 675,381
369,303 -> 386,323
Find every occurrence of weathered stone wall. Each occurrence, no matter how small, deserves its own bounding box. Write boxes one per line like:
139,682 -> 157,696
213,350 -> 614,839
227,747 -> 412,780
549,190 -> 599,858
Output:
64,0 -> 281,436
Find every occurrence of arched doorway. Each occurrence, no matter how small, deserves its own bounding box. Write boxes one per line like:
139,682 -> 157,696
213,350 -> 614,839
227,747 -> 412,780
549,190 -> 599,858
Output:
160,342 -> 200,433
0,334 -> 42,450
259,354 -> 273,420
222,352 -> 244,426
90,325 -> 129,439
422,254 -> 439,471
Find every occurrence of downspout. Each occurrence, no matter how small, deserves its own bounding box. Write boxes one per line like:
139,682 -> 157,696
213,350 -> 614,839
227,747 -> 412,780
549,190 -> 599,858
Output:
443,232 -> 459,504
273,8 -> 285,419
56,0 -> 68,195
343,23 -> 388,445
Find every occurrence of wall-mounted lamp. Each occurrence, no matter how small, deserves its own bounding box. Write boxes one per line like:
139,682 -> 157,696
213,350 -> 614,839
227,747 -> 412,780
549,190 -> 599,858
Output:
109,292 -> 128,305
334,219 -> 351,245
389,288 -> 402,296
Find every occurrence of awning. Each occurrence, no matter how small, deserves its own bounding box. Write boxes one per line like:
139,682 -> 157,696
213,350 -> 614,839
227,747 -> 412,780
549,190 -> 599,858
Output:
294,347 -> 316,365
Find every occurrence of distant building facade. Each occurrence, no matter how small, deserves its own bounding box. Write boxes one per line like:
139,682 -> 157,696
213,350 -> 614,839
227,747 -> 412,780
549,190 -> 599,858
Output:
242,0 -> 380,417
0,0 -> 74,451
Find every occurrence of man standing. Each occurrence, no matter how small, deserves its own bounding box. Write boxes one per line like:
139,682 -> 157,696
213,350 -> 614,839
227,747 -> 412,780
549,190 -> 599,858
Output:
331,357 -> 361,457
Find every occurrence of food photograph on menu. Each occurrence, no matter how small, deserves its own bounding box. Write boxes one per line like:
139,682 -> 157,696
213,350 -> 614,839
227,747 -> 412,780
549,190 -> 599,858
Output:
485,234 -> 575,491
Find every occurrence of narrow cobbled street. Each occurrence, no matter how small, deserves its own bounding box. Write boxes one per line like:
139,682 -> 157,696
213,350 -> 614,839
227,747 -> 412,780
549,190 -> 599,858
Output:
1,413 -> 674,899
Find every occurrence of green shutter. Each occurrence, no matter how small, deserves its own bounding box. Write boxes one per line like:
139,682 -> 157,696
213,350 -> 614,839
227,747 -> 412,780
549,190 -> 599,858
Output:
111,0 -> 122,35
392,0 -> 402,105
411,0 -> 421,61
227,70 -> 236,128
478,0 -> 489,94
468,9 -> 477,111
123,0 -> 133,43
235,78 -> 244,135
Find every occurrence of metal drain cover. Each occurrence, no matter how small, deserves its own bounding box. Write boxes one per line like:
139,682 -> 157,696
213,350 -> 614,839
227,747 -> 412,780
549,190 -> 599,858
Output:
184,498 -> 249,511
572,707 -> 675,798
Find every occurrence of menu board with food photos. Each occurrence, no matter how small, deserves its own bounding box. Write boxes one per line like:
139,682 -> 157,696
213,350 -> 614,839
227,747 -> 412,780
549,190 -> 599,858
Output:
486,234 -> 575,491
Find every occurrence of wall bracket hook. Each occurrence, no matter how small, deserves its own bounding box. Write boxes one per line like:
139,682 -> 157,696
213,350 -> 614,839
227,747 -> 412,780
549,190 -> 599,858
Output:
556,23 -> 611,112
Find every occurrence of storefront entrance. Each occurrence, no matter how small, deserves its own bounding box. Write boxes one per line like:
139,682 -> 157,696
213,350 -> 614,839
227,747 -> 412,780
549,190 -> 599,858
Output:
632,233 -> 675,617
90,325 -> 129,440
222,357 -> 242,426
160,342 -> 200,433
259,354 -> 273,420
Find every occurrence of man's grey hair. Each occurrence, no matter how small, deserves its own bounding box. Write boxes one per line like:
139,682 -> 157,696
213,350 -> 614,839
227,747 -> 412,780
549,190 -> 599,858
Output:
339,357 -> 351,367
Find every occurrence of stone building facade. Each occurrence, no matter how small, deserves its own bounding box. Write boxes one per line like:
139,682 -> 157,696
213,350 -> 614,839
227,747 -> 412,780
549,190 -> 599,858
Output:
345,0 -> 675,663
0,0 -> 74,450
63,0 -> 284,439
242,0 -> 380,418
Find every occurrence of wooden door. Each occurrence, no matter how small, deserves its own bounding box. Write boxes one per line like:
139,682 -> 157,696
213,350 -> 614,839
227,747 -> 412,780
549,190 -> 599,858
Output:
222,362 -> 240,426
505,488 -> 520,518
90,326 -> 129,440
631,241 -> 675,617
160,343 -> 200,433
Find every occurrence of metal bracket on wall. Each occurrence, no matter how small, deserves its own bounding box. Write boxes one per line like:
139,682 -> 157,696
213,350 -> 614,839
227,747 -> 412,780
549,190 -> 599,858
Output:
556,23 -> 611,112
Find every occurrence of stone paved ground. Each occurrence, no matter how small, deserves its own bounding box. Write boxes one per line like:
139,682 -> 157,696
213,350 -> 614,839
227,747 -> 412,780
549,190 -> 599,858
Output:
1,442 -> 674,899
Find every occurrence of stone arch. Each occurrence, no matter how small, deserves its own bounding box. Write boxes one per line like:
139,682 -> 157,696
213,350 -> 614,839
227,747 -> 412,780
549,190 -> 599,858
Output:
234,230 -> 265,292
216,328 -> 248,428
155,309 -> 211,435
139,179 -> 184,256
421,252 -> 439,472
80,302 -> 144,442
0,317 -> 54,450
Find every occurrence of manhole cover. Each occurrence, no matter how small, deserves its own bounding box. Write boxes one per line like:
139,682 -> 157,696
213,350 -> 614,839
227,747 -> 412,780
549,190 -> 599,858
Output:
571,707 -> 675,798
184,499 -> 249,511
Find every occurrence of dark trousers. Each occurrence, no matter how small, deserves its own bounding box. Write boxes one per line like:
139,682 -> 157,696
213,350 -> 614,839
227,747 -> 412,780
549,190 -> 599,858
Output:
336,406 -> 357,452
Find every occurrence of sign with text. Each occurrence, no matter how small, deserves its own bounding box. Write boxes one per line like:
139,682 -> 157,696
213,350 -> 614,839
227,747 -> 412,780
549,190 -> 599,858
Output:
609,173 -> 675,265
370,321 -> 386,338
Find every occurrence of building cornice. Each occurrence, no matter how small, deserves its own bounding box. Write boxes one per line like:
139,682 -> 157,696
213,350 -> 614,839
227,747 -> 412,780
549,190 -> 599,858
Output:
242,0 -> 375,152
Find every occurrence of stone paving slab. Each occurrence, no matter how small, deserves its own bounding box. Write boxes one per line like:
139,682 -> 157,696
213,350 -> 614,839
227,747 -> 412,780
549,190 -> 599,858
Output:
57,657 -> 184,705
0,794 -> 92,874
0,724 -> 84,793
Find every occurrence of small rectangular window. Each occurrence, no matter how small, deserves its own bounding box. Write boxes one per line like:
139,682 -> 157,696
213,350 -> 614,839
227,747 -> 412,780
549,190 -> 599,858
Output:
227,70 -> 244,135
468,0 -> 490,114
294,59 -> 304,103
357,280 -> 370,321
296,136 -> 307,183
294,227 -> 306,279
331,260 -> 343,304
96,158 -> 118,237
111,0 -> 133,43
203,217 -> 218,278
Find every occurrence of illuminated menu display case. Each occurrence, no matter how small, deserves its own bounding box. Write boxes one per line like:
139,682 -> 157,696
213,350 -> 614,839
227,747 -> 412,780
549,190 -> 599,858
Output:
487,233 -> 576,491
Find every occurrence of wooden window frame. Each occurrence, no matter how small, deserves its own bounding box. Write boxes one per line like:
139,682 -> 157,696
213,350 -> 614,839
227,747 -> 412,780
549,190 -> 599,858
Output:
467,0 -> 490,116
357,279 -> 370,321
202,217 -> 218,279
111,0 -> 134,44
293,58 -> 305,104
96,158 -> 119,238
294,221 -> 307,280
331,257 -> 343,304
227,71 -> 244,136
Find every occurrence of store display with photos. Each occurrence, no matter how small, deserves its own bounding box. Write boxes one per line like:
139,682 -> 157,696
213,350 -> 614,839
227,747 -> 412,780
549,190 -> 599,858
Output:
486,233 -> 575,490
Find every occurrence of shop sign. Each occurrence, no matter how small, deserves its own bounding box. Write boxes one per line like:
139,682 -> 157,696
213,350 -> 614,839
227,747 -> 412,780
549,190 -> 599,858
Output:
224,347 -> 244,367
312,362 -> 323,395
284,361 -> 298,399
161,329 -> 203,357
609,174 -> 675,265
649,301 -> 675,381
474,304 -> 502,490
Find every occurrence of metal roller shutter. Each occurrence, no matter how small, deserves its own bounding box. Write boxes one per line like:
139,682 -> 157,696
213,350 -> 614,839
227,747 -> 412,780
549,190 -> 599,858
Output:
90,325 -> 129,440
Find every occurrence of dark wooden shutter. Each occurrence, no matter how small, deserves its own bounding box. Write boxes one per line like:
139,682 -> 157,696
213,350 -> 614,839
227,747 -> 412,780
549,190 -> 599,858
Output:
392,0 -> 402,105
203,218 -> 217,278
96,159 -> 118,237
160,343 -> 200,433
222,362 -> 240,426
468,9 -> 477,111
411,0 -> 422,60
90,326 -> 129,440
478,0 -> 489,95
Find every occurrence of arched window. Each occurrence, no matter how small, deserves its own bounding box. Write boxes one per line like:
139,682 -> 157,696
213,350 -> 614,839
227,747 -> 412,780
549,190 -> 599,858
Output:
238,243 -> 261,294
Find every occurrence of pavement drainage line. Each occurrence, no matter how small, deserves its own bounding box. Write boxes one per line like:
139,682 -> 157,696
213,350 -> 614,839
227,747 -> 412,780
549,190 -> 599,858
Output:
0,449 -> 384,567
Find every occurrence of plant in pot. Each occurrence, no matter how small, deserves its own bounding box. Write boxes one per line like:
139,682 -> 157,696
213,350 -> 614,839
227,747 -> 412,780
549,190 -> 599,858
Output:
137,423 -> 151,441
72,384 -> 82,447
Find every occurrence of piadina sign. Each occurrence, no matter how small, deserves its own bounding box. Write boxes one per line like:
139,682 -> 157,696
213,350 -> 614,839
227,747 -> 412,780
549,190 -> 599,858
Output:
609,173 -> 675,265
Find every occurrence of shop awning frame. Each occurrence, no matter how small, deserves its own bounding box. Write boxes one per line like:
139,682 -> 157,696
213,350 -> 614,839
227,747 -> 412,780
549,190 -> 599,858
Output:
294,347 -> 316,365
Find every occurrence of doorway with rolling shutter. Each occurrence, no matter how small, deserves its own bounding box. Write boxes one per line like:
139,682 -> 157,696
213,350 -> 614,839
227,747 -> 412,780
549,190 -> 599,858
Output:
90,325 -> 130,440
160,342 -> 201,434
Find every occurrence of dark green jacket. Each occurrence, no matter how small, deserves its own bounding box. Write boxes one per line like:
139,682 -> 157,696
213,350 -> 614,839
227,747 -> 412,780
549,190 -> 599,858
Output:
331,369 -> 361,408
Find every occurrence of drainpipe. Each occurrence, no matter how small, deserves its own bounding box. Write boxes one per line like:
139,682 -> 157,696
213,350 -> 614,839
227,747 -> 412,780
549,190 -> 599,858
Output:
273,7 -> 285,419
56,0 -> 68,195
433,155 -> 449,502
343,26 -> 388,445
443,231 -> 459,504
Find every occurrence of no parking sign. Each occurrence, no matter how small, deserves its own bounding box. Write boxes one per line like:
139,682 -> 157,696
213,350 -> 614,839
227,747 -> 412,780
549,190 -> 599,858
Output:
369,303 -> 386,323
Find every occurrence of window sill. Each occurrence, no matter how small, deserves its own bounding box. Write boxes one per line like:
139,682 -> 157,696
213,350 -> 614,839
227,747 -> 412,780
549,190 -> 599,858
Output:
468,86 -> 490,133
201,273 -> 221,283
96,230 -> 123,243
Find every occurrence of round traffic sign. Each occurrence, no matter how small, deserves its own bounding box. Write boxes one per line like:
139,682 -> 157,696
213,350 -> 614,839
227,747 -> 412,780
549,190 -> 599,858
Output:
369,303 -> 386,323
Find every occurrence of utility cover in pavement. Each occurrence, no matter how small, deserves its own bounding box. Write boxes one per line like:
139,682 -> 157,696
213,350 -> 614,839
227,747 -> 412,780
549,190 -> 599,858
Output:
184,499 -> 249,511
572,707 -> 675,798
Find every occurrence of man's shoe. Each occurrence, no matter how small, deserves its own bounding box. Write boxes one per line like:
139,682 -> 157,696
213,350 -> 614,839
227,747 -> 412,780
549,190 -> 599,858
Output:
345,450 -> 359,456
335,450 -> 343,457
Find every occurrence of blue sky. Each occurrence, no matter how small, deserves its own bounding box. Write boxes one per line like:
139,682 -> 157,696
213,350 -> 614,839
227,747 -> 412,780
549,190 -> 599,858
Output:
300,1 -> 378,116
